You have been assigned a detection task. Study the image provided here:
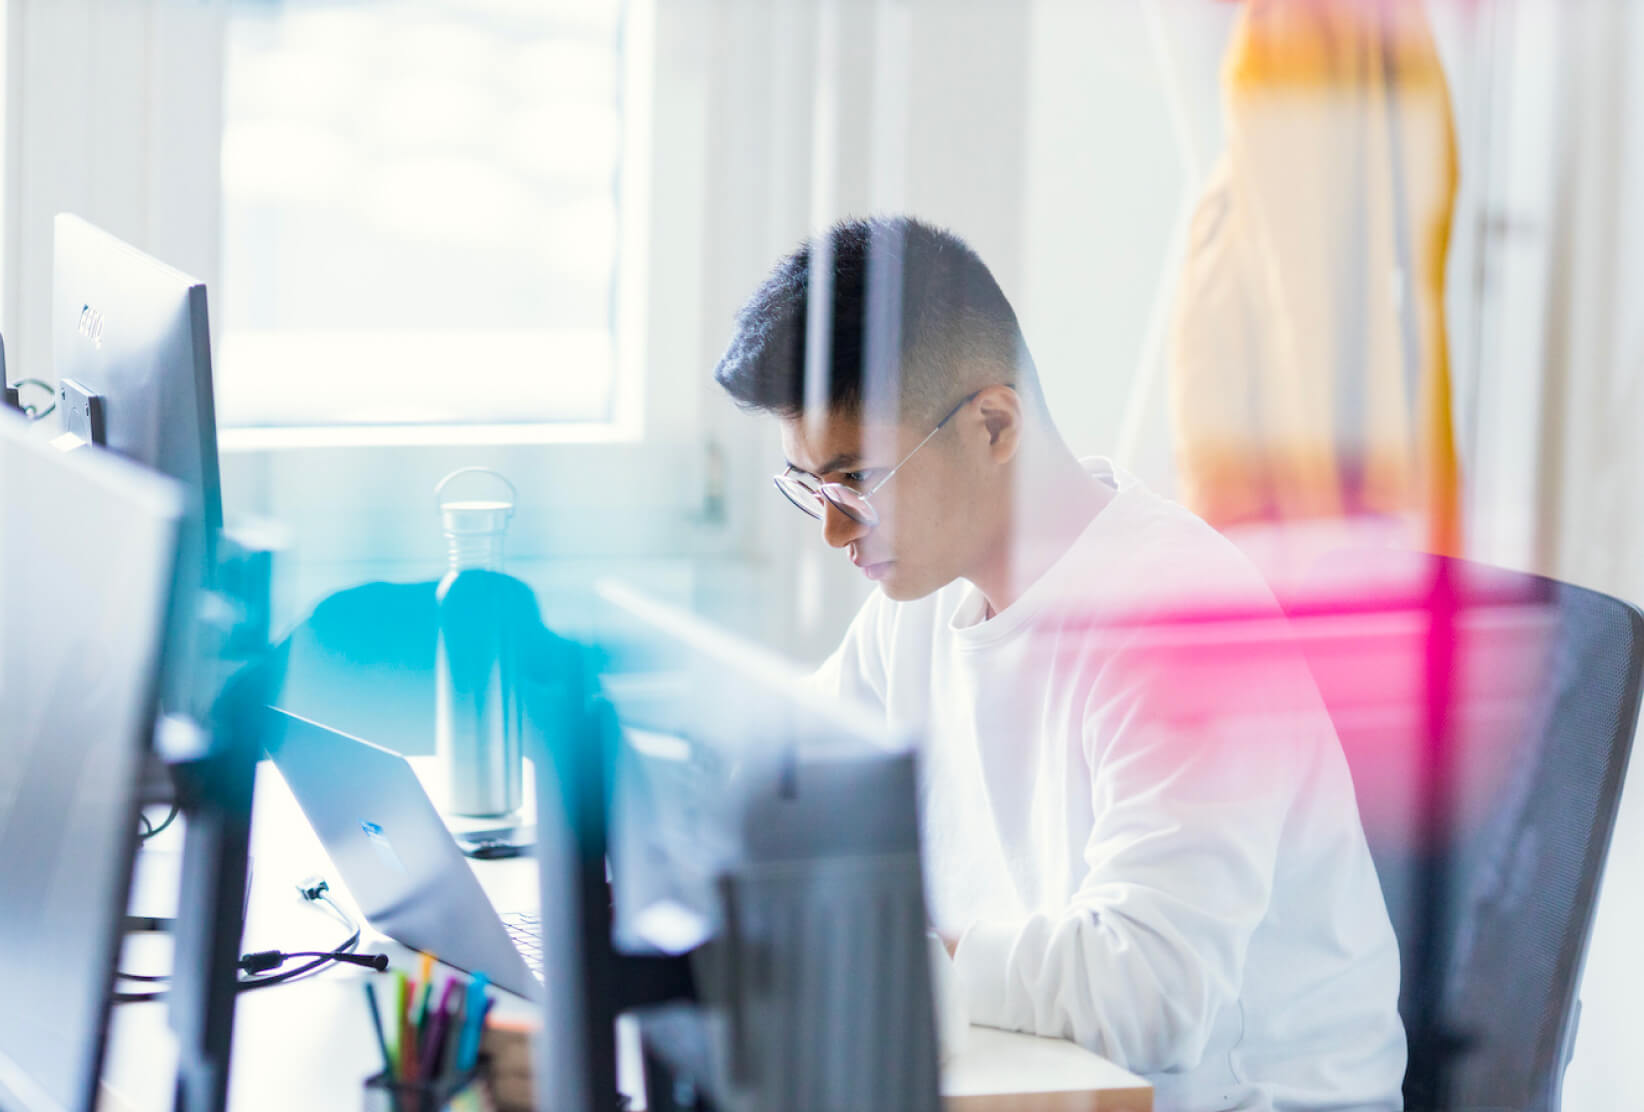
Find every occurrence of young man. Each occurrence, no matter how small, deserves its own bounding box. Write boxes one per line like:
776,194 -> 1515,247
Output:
713,217 -> 1405,1111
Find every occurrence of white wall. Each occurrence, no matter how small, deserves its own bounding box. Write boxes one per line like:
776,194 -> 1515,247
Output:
1019,0 -> 1233,489
0,0 -> 224,382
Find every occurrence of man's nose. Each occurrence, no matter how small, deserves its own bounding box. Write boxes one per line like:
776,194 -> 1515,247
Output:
820,499 -> 870,549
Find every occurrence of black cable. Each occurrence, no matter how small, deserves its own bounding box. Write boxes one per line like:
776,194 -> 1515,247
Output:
234,891 -> 365,992
115,970 -> 169,984
138,803 -> 180,842
239,949 -> 389,975
13,378 -> 56,420
114,878 -> 386,1003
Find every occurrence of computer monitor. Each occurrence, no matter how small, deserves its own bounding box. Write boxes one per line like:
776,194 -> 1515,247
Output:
0,411 -> 184,1112
528,582 -> 941,1112
53,214 -> 222,722
52,214 -> 222,530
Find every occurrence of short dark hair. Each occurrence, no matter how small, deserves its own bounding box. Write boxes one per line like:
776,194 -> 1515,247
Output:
712,216 -> 1038,424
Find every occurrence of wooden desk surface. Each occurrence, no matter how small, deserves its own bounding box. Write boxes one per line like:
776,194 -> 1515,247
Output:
103,760 -> 1151,1111
943,1026 -> 1151,1111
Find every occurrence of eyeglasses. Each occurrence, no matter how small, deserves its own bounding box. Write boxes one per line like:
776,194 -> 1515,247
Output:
773,390 -> 982,528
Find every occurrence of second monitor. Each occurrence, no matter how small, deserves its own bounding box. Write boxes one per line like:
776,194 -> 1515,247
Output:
53,213 -> 222,536
52,212 -> 226,747
573,583 -> 943,1112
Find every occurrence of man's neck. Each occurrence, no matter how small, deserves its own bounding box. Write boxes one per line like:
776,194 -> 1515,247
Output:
971,446 -> 1112,618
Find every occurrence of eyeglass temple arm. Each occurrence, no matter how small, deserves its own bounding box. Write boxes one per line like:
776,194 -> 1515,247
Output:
864,394 -> 973,497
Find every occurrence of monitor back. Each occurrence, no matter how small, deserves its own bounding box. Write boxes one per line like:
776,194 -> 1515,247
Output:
591,582 -> 941,1112
53,214 -> 221,722
52,213 -> 222,534
0,411 -> 183,1112
596,582 -> 919,938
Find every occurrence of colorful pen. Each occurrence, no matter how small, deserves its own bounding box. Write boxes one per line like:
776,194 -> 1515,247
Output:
418,976 -> 462,1082
412,967 -> 436,1040
435,982 -> 467,1082
362,981 -> 402,1112
454,973 -> 492,1073
392,970 -> 409,1077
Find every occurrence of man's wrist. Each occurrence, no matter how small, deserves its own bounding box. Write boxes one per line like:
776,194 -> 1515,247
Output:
949,917 -> 1020,1030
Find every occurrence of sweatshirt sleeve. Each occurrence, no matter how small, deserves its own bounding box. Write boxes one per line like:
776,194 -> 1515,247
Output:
950,639 -> 1321,1074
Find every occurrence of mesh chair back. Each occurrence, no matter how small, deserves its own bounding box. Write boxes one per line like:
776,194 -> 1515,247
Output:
1292,554 -> 1643,1111
1438,573 -> 1642,1110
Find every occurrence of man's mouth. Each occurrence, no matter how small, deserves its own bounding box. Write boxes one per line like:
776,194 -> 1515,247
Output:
856,559 -> 894,581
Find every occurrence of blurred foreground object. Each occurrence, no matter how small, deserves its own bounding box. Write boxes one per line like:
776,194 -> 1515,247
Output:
1169,0 -> 1461,554
0,412 -> 183,1112
590,582 -> 941,1112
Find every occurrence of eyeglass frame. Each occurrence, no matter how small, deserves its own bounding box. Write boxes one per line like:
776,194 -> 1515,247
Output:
772,388 -> 985,528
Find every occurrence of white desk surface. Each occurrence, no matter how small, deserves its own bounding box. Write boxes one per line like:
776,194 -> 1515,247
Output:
102,759 -> 1150,1111
943,1026 -> 1151,1111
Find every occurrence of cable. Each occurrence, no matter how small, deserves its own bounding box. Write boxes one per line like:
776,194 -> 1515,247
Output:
239,949 -> 389,975
234,889 -> 365,992
138,803 -> 180,842
114,877 -> 386,1003
13,378 -> 56,420
114,970 -> 169,984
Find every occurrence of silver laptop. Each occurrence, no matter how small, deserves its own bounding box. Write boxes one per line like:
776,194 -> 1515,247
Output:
262,706 -> 542,999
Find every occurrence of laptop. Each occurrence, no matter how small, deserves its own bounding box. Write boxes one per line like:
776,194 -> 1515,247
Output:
262,706 -> 543,999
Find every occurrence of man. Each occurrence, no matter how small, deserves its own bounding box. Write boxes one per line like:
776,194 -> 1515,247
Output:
713,216 -> 1405,1111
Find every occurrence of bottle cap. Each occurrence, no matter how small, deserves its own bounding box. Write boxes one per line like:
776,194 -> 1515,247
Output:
436,469 -> 516,539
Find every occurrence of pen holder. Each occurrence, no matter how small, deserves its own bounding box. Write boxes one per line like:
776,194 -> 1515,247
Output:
362,1064 -> 486,1112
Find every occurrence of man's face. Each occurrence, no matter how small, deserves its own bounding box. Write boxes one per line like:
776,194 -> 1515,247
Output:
778,406 -> 986,602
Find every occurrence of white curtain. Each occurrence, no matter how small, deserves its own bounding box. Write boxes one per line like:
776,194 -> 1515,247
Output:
1523,2 -> 1644,1108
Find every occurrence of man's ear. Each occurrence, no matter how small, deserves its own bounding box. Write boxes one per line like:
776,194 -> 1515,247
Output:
975,384 -> 1022,464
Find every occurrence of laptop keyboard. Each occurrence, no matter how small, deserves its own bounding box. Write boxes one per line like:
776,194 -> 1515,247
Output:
501,911 -> 544,978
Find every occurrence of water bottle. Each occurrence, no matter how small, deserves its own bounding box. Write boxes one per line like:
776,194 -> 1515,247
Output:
434,467 -> 526,816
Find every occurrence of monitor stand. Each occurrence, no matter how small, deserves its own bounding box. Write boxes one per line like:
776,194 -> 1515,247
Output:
51,377 -> 105,450
0,331 -> 13,412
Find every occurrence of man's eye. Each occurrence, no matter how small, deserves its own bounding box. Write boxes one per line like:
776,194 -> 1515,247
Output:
840,470 -> 875,485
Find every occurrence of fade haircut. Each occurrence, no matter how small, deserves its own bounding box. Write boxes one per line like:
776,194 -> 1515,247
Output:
713,216 -> 1040,426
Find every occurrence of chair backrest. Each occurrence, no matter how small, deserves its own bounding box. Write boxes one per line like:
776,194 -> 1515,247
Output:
1289,553 -> 1644,1111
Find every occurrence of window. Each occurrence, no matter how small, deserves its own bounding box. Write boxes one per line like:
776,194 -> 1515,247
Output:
216,0 -> 631,440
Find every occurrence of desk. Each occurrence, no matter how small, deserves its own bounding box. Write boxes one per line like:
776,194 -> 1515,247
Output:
102,760 -> 1150,1111
943,1027 -> 1151,1111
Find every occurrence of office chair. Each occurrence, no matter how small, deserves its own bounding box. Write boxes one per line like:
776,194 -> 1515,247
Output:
1290,553 -> 1643,1112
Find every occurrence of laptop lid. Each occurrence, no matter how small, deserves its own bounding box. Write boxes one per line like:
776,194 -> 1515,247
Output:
261,707 -> 537,998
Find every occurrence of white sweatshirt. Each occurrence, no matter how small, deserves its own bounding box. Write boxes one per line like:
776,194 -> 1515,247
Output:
815,461 -> 1405,1111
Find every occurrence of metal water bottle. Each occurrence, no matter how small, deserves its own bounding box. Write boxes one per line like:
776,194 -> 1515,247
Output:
434,467 -> 524,816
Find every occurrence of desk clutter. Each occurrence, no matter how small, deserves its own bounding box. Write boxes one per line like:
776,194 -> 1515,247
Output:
362,953 -> 498,1112
362,961 -> 576,1112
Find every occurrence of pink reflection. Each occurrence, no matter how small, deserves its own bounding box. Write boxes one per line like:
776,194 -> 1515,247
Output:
1041,546 -> 1557,855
